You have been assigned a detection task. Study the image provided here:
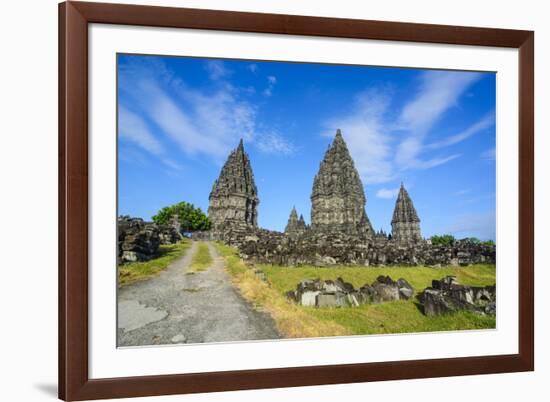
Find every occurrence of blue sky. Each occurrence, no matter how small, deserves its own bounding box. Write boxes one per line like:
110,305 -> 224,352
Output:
118,54 -> 496,240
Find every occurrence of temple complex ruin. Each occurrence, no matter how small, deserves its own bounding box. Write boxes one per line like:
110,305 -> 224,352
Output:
311,129 -> 374,236
284,207 -> 308,237
207,139 -> 259,230
391,183 -> 422,243
195,131 -> 495,266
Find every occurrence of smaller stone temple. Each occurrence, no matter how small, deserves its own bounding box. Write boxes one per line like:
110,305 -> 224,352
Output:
194,129 -> 495,266
208,139 -> 259,230
391,183 -> 422,243
284,207 -> 307,236
310,129 -> 374,236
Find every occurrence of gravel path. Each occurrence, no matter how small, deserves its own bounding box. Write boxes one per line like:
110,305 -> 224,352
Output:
117,241 -> 280,347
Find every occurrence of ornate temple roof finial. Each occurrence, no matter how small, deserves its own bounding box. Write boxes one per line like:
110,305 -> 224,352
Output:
236,138 -> 245,154
310,129 -> 373,235
391,183 -> 421,243
285,207 -> 306,235
208,140 -> 259,229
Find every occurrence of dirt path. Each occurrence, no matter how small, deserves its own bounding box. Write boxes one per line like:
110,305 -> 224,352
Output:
117,241 -> 280,347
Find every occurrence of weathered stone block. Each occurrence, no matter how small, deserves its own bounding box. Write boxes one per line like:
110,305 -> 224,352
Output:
373,282 -> 400,302
316,292 -> 348,308
419,276 -> 496,316
300,290 -> 320,306
397,278 -> 414,300
118,216 -> 161,263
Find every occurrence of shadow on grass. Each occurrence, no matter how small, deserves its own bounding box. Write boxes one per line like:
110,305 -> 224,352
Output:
154,246 -> 174,259
413,301 -> 425,315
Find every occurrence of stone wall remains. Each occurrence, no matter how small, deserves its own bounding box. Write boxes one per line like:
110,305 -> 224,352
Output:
197,226 -> 495,267
118,216 -> 181,263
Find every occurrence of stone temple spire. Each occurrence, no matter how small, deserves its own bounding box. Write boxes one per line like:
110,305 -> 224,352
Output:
285,207 -> 299,232
285,207 -> 306,236
298,214 -> 306,229
310,129 -> 373,235
208,139 -> 259,229
391,183 -> 421,243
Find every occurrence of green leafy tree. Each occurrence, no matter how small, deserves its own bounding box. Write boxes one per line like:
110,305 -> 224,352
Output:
483,239 -> 495,246
152,201 -> 211,232
430,234 -> 456,246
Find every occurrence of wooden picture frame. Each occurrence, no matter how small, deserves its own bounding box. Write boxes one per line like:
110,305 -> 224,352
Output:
59,1 -> 534,400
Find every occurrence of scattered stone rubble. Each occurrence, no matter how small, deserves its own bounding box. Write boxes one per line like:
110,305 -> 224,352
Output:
286,274 -> 496,316
418,276 -> 496,316
117,216 -> 181,263
158,224 -> 182,245
118,217 -> 160,263
193,131 -> 496,267
286,275 -> 414,308
225,229 -> 495,267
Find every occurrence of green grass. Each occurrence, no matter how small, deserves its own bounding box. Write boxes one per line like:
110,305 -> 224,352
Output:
118,239 -> 191,287
261,264 -> 496,335
216,242 -> 496,337
190,242 -> 213,272
215,242 -> 351,338
260,264 -> 496,297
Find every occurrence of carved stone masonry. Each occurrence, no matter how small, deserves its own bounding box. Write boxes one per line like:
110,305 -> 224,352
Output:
285,207 -> 307,236
391,183 -> 422,243
208,139 -> 259,230
195,130 -> 496,267
310,129 -> 373,236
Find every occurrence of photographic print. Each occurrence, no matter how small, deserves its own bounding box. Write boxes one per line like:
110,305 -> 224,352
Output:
116,54 -> 496,347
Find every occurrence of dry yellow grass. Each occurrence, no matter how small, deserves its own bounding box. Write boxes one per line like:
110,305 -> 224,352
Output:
118,240 -> 191,287
215,242 -> 496,337
214,242 -> 350,338
189,242 -> 212,272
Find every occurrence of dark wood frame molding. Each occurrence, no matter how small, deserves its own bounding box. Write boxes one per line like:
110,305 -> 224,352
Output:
59,1 -> 534,400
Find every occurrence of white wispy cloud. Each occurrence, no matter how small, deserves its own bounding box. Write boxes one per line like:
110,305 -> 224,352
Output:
159,158 -> 184,171
255,132 -> 296,155
323,89 -> 394,184
243,86 -> 256,95
455,188 -> 472,196
118,105 -> 164,156
119,58 -> 295,164
427,111 -> 495,149
264,75 -> 277,97
120,61 -> 250,161
414,153 -> 461,169
139,80 -> 230,158
205,60 -> 231,80
376,187 -> 400,199
461,192 -> 495,205
444,210 -> 496,240
395,70 -> 481,170
118,147 -> 150,167
323,70 -> 483,184
118,105 -> 184,171
481,147 -> 496,160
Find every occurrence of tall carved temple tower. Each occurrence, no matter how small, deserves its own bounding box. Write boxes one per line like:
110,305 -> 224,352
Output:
310,129 -> 373,235
284,206 -> 307,236
208,140 -> 259,230
391,183 -> 421,242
